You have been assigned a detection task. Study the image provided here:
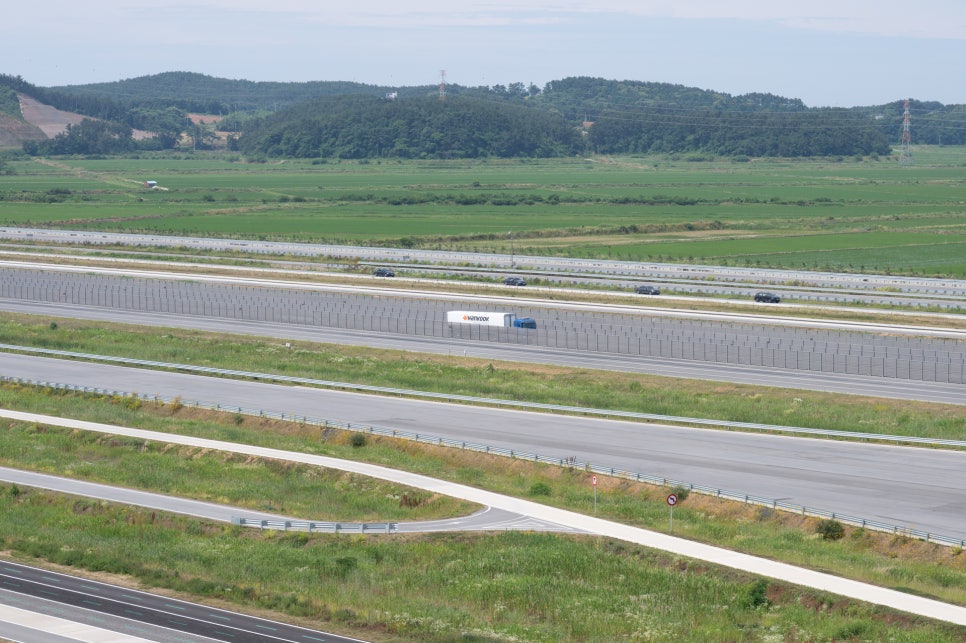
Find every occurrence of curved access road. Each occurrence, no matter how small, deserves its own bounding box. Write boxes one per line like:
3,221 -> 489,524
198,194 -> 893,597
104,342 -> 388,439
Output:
2,409 -> 965,629
2,353 -> 964,541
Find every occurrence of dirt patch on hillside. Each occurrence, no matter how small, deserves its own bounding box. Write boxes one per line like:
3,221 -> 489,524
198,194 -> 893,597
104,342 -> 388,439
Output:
18,93 -> 87,137
15,93 -> 153,141
188,113 -> 222,125
0,113 -> 45,148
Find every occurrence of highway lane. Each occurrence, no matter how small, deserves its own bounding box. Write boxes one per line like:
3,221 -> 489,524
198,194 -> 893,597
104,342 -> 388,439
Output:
2,246 -> 964,311
0,561 -> 364,643
2,299 -> 964,405
3,227 -> 965,300
3,352 -> 964,539
3,259 -> 966,339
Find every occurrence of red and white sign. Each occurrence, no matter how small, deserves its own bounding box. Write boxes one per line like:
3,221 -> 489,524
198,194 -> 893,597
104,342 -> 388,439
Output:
666,494 -> 678,506
592,475 -> 598,487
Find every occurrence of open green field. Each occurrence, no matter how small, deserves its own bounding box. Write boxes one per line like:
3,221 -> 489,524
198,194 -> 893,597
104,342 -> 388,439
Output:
1,150 -> 965,276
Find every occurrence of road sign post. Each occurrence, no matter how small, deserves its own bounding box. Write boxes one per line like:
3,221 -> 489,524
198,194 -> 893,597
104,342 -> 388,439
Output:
592,474 -> 598,513
666,493 -> 678,532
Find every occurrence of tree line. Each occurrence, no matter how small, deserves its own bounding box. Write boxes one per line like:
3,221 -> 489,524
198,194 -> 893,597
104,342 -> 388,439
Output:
235,94 -> 896,159
587,107 -> 892,157
236,95 -> 584,159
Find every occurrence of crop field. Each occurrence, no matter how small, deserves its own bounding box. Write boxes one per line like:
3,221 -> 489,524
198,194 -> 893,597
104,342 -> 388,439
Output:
1,149 -> 965,276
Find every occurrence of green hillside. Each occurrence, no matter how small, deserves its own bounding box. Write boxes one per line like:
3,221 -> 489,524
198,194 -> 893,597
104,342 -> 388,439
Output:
4,71 -> 965,157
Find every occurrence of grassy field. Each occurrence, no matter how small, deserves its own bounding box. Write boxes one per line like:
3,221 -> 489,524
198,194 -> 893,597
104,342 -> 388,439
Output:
1,151 -> 965,276
1,385 -> 965,642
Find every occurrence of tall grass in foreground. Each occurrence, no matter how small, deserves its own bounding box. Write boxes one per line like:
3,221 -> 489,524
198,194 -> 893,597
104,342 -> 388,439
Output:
1,487 -> 962,643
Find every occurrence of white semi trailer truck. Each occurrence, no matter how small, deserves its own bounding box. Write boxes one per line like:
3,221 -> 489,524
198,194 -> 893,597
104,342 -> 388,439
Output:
446,311 -> 536,329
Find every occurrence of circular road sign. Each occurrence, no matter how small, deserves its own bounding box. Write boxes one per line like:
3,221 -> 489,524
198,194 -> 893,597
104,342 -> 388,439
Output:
592,475 -> 598,487
666,494 -> 678,506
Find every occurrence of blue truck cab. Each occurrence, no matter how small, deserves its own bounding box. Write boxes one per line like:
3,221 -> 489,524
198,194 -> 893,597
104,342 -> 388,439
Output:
512,317 -> 537,329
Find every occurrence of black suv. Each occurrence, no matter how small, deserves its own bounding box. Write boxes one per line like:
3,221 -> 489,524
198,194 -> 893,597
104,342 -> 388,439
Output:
634,285 -> 661,295
373,267 -> 395,277
754,292 -> 781,303
503,276 -> 527,286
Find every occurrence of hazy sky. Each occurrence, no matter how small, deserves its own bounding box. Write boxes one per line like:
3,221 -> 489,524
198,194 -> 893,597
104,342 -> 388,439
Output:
5,1 -> 964,107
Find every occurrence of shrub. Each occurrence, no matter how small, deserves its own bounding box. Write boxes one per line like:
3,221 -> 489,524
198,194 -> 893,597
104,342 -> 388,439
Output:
400,492 -> 429,508
739,578 -> 770,609
349,433 -> 367,448
816,519 -> 845,541
529,482 -> 552,497
334,556 -> 358,579
670,485 -> 690,502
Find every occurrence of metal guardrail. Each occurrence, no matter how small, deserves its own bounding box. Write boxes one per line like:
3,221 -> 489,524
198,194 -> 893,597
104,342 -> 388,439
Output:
231,517 -> 395,533
4,375 -> 964,549
3,343 -> 964,449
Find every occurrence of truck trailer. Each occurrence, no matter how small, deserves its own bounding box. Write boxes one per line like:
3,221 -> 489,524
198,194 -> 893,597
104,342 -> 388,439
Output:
446,311 -> 536,329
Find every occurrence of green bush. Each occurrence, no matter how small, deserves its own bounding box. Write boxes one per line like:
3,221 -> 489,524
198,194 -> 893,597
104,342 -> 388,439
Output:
738,578 -> 770,609
816,519 -> 845,541
528,481 -> 552,497
670,485 -> 690,502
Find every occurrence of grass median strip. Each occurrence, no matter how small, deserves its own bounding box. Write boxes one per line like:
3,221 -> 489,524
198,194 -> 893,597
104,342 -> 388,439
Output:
1,313 -> 964,444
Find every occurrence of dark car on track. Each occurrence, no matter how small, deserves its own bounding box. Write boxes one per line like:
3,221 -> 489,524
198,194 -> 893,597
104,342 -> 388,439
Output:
634,285 -> 661,295
503,276 -> 527,286
373,267 -> 395,277
754,292 -> 781,303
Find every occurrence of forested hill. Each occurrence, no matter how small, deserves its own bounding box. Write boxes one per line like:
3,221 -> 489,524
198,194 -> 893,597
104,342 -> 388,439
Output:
42,73 -> 817,117
237,95 -> 584,159
4,71 -> 965,157
533,77 -> 810,121
46,71 -> 414,113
